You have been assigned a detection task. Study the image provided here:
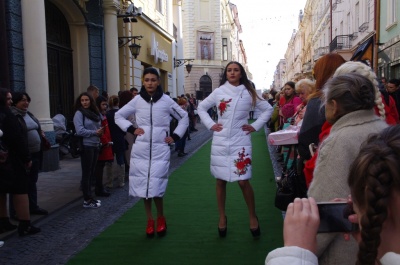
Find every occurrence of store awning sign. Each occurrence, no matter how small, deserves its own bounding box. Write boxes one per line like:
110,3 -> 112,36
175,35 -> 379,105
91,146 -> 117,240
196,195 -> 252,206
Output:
151,33 -> 168,63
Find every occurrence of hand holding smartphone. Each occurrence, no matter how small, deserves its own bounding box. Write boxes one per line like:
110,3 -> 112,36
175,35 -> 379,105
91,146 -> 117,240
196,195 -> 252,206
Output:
317,202 -> 359,233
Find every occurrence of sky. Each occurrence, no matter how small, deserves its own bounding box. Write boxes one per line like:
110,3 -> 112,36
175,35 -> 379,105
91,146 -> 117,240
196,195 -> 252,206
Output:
233,0 -> 308,91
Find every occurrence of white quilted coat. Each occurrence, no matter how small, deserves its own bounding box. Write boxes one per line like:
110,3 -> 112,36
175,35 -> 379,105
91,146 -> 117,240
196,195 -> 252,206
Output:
115,94 -> 188,198
198,82 -> 273,182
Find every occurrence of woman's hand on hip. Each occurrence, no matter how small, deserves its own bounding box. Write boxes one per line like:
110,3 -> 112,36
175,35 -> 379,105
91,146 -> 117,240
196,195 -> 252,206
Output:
211,123 -> 223,132
134,128 -> 144,136
165,136 -> 174,144
242,124 -> 255,134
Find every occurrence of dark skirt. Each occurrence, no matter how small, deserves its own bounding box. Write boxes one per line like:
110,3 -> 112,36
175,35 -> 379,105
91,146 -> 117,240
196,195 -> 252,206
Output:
0,155 -> 29,194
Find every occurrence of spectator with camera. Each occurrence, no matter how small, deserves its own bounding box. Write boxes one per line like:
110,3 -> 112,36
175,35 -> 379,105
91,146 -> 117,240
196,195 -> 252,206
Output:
266,125 -> 400,265
307,73 -> 388,264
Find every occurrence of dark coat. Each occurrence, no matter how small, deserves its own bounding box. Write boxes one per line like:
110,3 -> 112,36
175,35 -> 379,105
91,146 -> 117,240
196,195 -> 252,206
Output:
0,107 -> 31,193
106,109 -> 127,154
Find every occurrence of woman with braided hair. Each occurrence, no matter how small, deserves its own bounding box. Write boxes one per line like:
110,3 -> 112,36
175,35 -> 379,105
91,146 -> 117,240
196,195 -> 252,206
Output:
307,73 -> 388,264
265,125 -> 400,265
333,61 -> 398,125
347,125 -> 400,264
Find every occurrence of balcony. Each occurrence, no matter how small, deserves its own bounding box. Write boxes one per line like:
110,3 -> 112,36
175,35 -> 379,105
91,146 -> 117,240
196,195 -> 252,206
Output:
329,35 -> 351,52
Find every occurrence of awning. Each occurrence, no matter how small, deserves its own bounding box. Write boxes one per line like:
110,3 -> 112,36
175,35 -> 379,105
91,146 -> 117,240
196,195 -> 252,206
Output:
350,37 -> 373,62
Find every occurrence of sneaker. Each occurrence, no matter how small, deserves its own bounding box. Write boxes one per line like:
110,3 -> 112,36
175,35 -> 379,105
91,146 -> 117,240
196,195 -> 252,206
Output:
83,199 -> 101,208
0,241 -> 4,247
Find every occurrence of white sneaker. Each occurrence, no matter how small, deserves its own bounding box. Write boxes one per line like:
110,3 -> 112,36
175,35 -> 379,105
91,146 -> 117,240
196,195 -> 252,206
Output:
0,241 -> 4,247
83,199 -> 101,208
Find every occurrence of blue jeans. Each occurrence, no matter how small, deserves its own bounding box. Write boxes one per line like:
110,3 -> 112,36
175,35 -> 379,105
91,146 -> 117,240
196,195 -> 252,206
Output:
81,146 -> 99,201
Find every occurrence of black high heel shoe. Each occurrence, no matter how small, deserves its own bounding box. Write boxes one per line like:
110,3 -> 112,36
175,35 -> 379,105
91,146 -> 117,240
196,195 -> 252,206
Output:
250,216 -> 260,238
218,216 -> 227,238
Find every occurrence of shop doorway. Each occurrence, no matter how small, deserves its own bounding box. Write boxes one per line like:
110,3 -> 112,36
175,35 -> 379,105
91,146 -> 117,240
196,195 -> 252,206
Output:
45,0 -> 75,122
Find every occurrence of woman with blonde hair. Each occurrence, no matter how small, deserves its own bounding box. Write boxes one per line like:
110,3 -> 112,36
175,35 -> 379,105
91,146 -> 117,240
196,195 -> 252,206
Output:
298,53 -> 346,161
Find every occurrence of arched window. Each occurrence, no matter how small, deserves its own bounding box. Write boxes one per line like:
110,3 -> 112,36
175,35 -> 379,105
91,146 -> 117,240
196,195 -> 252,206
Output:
199,75 -> 212,99
45,0 -> 74,122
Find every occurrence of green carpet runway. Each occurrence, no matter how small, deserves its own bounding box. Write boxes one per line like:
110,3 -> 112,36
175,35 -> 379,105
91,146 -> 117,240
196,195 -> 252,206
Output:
67,128 -> 283,265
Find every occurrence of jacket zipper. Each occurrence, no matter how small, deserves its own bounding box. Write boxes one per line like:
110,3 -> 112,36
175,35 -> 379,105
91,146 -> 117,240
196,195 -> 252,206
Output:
146,97 -> 154,199
228,88 -> 246,180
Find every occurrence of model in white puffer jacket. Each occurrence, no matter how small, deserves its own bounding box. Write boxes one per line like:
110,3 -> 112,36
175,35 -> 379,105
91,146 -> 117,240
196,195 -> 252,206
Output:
115,68 -> 188,237
197,61 -> 273,238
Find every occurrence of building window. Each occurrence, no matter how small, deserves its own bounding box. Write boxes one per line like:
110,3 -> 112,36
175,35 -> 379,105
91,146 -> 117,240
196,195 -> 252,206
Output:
355,2 -> 359,30
387,0 -> 397,26
156,0 -> 163,14
222,38 -> 228,61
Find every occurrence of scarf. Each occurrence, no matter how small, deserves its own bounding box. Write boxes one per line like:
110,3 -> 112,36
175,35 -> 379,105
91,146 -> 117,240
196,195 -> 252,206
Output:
10,106 -> 27,117
140,86 -> 164,103
79,107 -> 100,122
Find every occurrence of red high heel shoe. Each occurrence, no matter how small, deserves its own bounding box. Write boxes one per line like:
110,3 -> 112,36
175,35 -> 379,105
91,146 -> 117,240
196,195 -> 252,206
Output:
146,219 -> 155,237
156,216 -> 167,236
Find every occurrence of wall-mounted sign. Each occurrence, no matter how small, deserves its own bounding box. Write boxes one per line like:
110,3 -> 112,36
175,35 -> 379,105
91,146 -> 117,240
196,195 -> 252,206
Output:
151,33 -> 169,63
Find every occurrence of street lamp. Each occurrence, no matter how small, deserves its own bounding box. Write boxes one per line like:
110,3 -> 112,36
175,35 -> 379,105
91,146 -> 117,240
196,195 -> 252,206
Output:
118,35 -> 143,58
174,58 -> 194,73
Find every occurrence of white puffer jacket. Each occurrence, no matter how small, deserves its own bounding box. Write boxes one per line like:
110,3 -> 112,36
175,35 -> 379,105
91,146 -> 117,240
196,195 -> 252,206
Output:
115,93 -> 188,198
198,81 -> 273,182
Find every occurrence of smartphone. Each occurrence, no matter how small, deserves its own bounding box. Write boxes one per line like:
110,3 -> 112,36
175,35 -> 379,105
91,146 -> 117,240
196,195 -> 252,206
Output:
317,202 -> 358,233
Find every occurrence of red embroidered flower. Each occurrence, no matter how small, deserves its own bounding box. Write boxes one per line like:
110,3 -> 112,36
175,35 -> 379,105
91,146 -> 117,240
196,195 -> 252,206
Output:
234,147 -> 251,176
218,98 -> 232,116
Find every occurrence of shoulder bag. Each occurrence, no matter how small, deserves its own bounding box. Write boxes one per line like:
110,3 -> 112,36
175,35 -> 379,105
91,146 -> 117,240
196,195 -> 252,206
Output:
274,145 -> 307,211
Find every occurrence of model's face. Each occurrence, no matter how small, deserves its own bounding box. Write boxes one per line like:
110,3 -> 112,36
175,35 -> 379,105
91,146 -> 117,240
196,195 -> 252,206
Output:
15,95 -> 30,111
143,73 -> 160,95
6,93 -> 12,107
80,95 -> 91,109
226,64 -> 241,86
387,83 -> 398,93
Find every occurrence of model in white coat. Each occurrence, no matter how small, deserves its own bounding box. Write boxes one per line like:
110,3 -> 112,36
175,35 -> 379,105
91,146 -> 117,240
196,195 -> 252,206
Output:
115,68 -> 188,237
197,61 -> 273,238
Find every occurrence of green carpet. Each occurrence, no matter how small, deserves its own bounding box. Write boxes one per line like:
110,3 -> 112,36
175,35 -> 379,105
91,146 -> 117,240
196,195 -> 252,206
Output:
67,129 -> 283,265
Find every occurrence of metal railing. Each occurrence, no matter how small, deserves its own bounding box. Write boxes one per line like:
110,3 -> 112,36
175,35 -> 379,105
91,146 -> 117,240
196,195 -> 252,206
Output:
329,35 -> 352,52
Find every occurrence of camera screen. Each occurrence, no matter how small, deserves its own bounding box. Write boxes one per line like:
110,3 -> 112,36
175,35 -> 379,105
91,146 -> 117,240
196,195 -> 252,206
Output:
317,202 -> 358,233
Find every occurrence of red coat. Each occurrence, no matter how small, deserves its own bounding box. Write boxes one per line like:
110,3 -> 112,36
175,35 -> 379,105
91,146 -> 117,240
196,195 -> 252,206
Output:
98,117 -> 114,161
374,94 -> 399,125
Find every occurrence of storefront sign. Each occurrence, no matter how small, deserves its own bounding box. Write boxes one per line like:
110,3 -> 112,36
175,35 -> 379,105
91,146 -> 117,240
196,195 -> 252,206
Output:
151,33 -> 168,63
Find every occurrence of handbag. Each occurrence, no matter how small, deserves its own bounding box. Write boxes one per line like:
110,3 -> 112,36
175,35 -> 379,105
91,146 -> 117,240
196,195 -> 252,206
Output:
274,145 -> 307,211
41,134 -> 51,151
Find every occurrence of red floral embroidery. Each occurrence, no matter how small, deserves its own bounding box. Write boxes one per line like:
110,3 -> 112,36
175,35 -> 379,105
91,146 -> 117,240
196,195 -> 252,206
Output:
234,147 -> 251,176
218,98 -> 232,116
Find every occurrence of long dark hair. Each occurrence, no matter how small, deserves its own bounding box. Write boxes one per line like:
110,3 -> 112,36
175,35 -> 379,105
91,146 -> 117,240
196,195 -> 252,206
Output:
220,61 -> 261,106
73,92 -> 99,114
283,81 -> 296,102
348,125 -> 400,265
